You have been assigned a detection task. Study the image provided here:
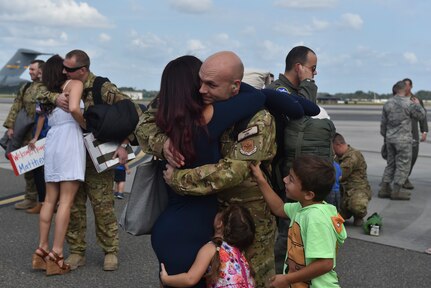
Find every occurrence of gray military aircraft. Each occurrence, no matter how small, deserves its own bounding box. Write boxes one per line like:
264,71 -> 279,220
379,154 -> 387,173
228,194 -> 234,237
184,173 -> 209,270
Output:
0,48 -> 52,93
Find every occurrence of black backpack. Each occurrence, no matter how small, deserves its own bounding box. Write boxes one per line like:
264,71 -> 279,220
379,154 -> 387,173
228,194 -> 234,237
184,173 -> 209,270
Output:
84,77 -> 139,142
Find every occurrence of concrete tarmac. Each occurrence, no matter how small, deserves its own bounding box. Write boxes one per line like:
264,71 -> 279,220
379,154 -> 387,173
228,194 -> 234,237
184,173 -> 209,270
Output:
1,103 -> 430,287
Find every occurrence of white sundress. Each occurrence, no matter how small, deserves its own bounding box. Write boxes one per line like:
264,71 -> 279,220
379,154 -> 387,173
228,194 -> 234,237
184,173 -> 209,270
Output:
44,80 -> 86,182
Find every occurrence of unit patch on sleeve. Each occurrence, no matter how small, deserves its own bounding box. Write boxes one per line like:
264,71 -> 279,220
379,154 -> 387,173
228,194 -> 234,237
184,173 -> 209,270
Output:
239,138 -> 257,156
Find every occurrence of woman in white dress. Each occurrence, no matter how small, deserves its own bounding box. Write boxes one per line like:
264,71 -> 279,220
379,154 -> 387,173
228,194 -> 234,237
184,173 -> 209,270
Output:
30,55 -> 86,276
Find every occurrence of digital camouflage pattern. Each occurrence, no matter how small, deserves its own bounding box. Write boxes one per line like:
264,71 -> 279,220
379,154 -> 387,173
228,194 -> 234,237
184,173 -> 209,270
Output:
381,95 -> 425,186
335,146 -> 371,219
380,95 -> 425,143
135,108 -> 277,288
382,141 -> 413,186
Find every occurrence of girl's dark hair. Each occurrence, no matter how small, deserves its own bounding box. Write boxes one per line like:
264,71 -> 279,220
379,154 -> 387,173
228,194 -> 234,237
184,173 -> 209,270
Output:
206,204 -> 256,284
41,54 -> 67,114
155,55 -> 204,164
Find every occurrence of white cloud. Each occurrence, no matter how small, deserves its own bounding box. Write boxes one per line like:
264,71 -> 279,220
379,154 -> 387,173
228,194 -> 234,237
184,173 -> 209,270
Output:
241,26 -> 256,36
187,39 -> 205,53
403,52 -> 418,64
257,40 -> 284,61
274,0 -> 337,9
0,0 -> 110,28
312,18 -> 330,30
99,33 -> 111,43
209,33 -> 240,50
274,18 -> 330,37
214,33 -> 229,42
274,23 -> 313,37
340,13 -> 363,30
60,32 -> 68,41
169,0 -> 212,14
130,32 -> 167,49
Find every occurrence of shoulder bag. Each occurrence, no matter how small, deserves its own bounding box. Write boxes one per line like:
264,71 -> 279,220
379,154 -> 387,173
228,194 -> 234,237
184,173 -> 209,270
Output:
119,154 -> 168,236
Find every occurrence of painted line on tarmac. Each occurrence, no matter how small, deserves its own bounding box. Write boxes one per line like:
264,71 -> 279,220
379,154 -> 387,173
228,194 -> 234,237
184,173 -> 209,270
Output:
0,193 -> 24,207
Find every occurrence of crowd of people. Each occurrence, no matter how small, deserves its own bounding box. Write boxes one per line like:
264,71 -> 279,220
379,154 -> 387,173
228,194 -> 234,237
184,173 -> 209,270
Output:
2,45 -> 428,287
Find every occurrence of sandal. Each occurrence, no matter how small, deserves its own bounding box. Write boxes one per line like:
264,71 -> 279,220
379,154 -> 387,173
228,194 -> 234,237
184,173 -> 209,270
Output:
46,251 -> 71,276
32,247 -> 49,270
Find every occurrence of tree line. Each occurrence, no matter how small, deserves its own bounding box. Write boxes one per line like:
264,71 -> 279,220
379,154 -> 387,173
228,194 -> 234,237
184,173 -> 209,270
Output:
118,87 -> 431,101
317,90 -> 431,101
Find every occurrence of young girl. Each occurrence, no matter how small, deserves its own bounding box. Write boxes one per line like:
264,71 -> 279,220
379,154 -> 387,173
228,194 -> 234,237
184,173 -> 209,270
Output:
160,204 -> 256,288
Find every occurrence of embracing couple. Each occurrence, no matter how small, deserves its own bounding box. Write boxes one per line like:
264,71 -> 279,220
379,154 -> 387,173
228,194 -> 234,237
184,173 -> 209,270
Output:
135,51 -> 319,288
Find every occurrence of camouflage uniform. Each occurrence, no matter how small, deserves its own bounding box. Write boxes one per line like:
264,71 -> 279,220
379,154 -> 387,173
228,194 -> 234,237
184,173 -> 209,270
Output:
3,82 -> 44,201
335,145 -> 371,220
409,95 -> 428,175
380,95 -> 425,186
42,72 -> 142,256
135,107 -> 277,288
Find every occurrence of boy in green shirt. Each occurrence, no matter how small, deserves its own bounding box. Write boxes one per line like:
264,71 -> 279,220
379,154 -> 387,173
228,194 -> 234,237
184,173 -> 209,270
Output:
251,155 -> 346,288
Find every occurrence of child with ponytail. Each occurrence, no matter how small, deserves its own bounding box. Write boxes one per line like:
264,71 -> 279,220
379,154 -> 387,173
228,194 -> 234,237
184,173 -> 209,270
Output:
160,204 -> 256,288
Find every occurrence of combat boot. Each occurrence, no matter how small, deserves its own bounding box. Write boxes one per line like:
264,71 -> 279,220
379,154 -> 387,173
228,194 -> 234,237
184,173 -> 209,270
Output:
14,199 -> 37,210
65,254 -> 86,270
103,253 -> 118,271
378,182 -> 392,198
402,178 -> 414,190
390,184 -> 410,200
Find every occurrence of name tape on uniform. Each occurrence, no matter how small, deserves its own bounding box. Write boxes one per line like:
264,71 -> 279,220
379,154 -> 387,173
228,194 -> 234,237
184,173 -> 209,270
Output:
237,125 -> 259,142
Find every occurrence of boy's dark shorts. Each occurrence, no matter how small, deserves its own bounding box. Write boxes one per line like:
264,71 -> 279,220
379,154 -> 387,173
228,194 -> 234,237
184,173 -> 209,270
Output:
114,169 -> 126,182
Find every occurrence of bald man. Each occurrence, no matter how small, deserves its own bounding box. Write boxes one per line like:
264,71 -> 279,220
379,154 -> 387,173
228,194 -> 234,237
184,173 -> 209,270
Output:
136,51 -> 277,287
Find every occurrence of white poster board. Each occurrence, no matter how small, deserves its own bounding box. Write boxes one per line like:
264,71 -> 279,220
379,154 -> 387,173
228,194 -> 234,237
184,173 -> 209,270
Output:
8,138 -> 46,176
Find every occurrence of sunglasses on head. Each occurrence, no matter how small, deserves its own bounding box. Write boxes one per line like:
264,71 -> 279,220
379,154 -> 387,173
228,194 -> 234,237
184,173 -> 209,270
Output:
63,65 -> 86,72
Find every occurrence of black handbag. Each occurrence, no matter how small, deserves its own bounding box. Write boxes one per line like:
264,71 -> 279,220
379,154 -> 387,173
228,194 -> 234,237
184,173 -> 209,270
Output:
119,154 -> 168,236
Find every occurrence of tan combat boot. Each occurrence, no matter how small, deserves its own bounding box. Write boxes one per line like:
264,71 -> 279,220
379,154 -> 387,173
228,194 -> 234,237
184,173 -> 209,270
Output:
14,199 -> 37,210
65,254 -> 86,270
390,184 -> 410,200
26,203 -> 43,214
103,253 -> 118,271
378,182 -> 392,198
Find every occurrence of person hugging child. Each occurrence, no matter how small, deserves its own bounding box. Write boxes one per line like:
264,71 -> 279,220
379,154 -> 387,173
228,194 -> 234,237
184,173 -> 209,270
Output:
160,204 -> 256,287
250,155 -> 346,288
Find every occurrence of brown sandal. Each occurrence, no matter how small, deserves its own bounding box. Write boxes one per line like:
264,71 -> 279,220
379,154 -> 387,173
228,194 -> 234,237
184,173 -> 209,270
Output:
46,251 -> 71,276
32,247 -> 49,270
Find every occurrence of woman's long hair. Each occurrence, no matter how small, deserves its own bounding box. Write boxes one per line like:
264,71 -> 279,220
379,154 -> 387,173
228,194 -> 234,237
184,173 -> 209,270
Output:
41,54 -> 67,114
155,55 -> 204,164
205,204 -> 256,284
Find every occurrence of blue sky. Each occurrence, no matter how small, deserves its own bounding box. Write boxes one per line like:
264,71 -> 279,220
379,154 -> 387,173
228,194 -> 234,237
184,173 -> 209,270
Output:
0,0 -> 429,94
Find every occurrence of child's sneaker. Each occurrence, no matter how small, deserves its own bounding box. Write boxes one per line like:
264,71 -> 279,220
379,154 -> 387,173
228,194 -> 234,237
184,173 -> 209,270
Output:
115,192 -> 124,199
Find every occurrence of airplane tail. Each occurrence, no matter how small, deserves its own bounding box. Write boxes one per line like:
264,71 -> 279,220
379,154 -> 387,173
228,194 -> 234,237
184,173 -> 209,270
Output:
0,48 -> 45,77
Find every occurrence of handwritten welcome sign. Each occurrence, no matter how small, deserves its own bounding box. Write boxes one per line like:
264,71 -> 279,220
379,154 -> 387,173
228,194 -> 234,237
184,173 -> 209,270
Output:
8,138 -> 46,176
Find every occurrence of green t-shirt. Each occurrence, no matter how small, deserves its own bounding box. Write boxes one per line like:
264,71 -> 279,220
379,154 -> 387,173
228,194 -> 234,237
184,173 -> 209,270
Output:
283,202 -> 347,288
